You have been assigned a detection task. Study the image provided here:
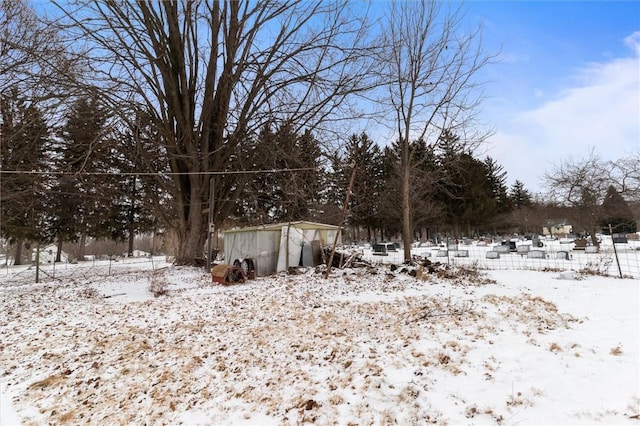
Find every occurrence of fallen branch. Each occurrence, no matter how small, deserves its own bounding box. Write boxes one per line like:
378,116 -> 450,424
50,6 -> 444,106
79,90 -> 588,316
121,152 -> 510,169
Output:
103,293 -> 127,299
406,300 -> 476,323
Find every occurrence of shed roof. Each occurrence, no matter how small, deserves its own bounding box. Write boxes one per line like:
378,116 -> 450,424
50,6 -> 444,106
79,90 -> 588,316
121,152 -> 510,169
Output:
223,220 -> 340,234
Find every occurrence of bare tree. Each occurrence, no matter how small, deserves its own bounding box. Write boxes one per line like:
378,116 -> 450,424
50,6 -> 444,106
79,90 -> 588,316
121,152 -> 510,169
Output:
380,0 -> 491,261
56,0 -> 377,265
1,0 -> 69,95
544,151 -> 613,246
610,150 -> 640,203
1,0 -> 79,117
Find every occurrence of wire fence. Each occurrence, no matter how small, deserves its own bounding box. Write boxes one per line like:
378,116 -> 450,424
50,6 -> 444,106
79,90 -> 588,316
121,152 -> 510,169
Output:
358,238 -> 640,279
1,238 -> 638,287
0,256 -> 172,288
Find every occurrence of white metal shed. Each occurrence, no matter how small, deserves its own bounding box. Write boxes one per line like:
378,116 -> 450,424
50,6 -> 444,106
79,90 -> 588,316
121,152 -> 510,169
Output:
223,221 -> 341,276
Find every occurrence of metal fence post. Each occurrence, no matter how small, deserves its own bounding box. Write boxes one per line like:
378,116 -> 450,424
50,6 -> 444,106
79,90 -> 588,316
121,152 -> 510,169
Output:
609,224 -> 623,278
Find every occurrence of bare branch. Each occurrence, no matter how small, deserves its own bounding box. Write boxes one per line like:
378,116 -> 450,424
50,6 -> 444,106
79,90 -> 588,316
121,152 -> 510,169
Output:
56,0 -> 378,264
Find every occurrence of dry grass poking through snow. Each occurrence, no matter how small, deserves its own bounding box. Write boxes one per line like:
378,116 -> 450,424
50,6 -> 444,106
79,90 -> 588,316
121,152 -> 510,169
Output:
0,265 -> 636,425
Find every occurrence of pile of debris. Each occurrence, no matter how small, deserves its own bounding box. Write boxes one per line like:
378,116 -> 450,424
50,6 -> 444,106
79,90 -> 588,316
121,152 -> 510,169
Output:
322,247 -> 370,269
319,248 -> 451,275
389,256 -> 449,277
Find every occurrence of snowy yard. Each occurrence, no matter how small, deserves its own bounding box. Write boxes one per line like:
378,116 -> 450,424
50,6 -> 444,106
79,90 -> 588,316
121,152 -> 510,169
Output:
1,259 -> 638,425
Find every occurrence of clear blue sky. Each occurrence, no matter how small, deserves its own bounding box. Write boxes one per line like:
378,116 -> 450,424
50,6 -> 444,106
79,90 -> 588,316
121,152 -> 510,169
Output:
464,0 -> 640,193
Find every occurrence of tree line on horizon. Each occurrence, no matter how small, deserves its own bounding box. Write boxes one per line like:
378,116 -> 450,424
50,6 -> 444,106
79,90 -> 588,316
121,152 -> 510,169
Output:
2,91 -> 637,265
1,93 -> 531,261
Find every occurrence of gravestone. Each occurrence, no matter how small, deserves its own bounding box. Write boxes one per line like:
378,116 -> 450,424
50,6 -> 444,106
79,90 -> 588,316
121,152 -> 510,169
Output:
573,239 -> 587,250
486,251 -> 500,259
527,250 -> 546,259
372,243 -> 388,256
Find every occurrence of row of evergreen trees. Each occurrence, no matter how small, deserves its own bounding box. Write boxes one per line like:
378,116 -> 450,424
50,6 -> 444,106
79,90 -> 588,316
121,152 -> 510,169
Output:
2,92 -> 535,259
2,93 -> 634,262
234,126 -> 535,240
1,94 -> 156,262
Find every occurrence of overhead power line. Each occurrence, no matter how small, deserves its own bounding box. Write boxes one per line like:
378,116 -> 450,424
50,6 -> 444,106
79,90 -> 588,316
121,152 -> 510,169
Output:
0,167 -> 316,176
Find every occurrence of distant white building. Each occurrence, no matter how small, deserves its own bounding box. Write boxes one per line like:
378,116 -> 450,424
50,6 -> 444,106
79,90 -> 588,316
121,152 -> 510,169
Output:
124,250 -> 150,258
542,219 -> 573,237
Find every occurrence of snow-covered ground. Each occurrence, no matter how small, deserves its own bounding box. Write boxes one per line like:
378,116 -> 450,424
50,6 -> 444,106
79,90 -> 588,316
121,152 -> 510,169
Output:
1,259 -> 638,425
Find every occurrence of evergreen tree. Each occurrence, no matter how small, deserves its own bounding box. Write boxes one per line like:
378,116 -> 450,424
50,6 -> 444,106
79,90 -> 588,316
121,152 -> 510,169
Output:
409,138 -> 442,239
435,132 -> 473,235
241,123 -> 324,224
510,180 -> 532,208
376,145 -> 403,239
434,132 -> 504,236
484,157 -> 512,213
108,125 -> 157,256
242,124 -> 280,224
352,129 -> 515,239
340,133 -> 384,241
0,91 -> 51,264
456,154 -> 495,236
600,185 -> 637,234
500,180 -> 536,234
375,138 -> 444,241
49,95 -> 111,260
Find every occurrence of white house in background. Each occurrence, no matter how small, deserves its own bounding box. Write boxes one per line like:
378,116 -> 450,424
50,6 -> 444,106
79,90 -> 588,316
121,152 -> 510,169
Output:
124,250 -> 150,258
542,219 -> 573,237
32,245 -> 69,264
223,221 -> 341,276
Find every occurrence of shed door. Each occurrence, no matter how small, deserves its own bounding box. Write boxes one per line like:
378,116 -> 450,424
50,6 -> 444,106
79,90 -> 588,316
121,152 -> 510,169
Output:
276,225 -> 304,271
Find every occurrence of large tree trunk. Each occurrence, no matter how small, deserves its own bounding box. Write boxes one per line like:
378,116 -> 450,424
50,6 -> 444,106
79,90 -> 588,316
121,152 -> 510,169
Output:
175,180 -> 206,265
78,226 -> 87,261
127,175 -> 136,257
55,238 -> 63,263
127,231 -> 134,257
127,230 -> 134,257
402,143 -> 412,262
127,195 -> 135,257
13,239 -> 23,266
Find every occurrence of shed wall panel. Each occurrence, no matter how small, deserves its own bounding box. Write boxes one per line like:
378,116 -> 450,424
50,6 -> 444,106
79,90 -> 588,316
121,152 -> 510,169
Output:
224,230 -> 280,276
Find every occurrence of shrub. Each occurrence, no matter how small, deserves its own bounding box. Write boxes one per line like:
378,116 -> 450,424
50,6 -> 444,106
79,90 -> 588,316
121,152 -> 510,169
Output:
149,277 -> 169,297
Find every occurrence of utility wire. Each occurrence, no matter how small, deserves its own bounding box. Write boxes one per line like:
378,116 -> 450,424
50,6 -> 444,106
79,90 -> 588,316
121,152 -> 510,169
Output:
0,167 -> 316,176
